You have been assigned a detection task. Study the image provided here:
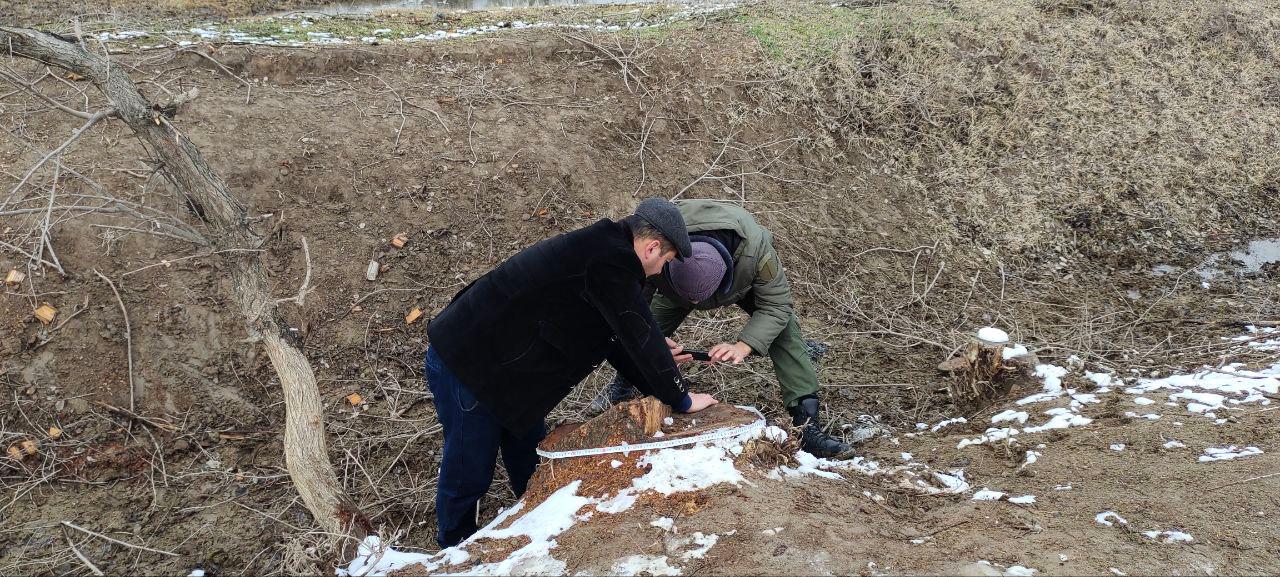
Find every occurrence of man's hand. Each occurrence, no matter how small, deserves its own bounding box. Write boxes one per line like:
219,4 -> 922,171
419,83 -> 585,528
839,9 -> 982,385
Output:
685,392 -> 718,413
667,336 -> 693,364
708,341 -> 752,364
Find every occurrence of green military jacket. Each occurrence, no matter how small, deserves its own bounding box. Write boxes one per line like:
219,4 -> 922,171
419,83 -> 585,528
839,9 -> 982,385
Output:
663,199 -> 794,355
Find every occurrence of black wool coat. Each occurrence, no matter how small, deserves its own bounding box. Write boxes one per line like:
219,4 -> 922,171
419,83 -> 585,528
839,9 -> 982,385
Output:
427,219 -> 691,432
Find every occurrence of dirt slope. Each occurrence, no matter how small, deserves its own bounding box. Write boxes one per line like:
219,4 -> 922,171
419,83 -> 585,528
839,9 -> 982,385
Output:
2,1 -> 1279,575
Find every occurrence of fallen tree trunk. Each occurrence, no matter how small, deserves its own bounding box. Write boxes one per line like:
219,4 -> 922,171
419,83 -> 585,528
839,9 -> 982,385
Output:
0,26 -> 369,541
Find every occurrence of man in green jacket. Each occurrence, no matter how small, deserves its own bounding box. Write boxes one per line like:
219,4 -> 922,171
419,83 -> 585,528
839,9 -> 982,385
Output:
591,199 -> 856,458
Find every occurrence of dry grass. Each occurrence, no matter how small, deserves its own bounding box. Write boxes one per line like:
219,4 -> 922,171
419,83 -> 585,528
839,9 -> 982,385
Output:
747,0 -> 1280,262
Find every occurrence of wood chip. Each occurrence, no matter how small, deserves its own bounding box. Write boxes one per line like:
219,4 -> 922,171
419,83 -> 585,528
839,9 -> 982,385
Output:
48,427 -> 62,440
405,307 -> 423,325
34,304 -> 57,324
391,233 -> 409,248
4,269 -> 24,285
19,439 -> 37,455
5,445 -> 22,461
346,393 -> 363,405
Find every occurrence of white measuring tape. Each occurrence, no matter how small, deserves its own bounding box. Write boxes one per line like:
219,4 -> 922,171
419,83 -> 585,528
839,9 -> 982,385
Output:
536,417 -> 767,460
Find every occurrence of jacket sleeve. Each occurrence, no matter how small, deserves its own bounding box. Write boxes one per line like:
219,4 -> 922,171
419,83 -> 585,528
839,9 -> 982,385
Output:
737,247 -> 795,355
585,255 -> 692,412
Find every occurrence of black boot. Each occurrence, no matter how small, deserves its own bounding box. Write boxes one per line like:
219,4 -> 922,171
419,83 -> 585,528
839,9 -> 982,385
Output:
586,375 -> 639,416
788,396 -> 857,459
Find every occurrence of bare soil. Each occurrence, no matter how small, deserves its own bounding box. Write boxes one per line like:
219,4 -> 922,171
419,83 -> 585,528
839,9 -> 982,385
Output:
2,1 -> 1279,575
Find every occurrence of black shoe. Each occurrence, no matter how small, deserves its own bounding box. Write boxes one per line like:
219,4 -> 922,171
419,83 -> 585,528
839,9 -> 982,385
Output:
788,396 -> 856,459
586,375 -> 639,416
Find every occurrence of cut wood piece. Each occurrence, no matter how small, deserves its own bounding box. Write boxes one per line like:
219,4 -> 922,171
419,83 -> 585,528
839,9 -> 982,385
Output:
627,396 -> 671,436
48,426 -> 62,440
405,307 -> 422,325
19,439 -> 37,455
391,233 -> 409,248
34,304 -> 57,324
346,393 -> 363,405
5,445 -> 22,461
5,269 -> 25,285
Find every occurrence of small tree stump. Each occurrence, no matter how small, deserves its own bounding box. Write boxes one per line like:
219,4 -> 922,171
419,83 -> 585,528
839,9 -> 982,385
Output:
937,331 -> 1034,412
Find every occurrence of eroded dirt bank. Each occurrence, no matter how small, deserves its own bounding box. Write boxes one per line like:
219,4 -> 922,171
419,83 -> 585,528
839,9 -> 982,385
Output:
2,1 -> 1279,574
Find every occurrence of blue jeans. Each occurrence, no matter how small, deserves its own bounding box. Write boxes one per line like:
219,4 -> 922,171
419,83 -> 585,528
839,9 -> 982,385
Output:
425,346 -> 545,548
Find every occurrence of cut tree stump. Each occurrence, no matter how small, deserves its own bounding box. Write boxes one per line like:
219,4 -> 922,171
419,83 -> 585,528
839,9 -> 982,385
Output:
938,336 -> 1037,412
540,398 -> 757,455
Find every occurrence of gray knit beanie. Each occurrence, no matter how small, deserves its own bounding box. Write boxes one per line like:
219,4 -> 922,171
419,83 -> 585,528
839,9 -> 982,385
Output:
667,241 -> 728,302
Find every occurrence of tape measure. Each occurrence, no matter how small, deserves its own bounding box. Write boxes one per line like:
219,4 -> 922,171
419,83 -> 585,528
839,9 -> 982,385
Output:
535,418 -> 766,460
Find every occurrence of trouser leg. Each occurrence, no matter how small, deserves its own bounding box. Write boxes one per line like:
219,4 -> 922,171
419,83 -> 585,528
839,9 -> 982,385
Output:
426,347 -> 503,548
767,314 -> 822,409
500,421 -> 546,498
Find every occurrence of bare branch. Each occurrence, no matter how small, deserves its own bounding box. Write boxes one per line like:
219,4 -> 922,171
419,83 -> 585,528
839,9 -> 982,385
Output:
2,106 -> 114,211
94,269 -> 135,413
275,235 -> 314,307
671,132 -> 737,201
0,66 -> 95,119
60,521 -> 177,557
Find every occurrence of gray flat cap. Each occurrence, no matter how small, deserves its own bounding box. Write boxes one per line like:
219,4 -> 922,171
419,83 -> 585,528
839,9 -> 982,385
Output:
633,197 -> 692,259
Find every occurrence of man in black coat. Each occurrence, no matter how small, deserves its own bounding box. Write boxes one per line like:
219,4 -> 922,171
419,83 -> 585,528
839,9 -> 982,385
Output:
424,198 -> 719,547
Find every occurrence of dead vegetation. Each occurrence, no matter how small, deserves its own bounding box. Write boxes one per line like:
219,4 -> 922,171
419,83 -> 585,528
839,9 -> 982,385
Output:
2,1 -> 1279,575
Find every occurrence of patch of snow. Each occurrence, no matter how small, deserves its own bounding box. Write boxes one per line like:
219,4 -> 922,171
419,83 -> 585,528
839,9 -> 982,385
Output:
340,536 -> 445,577
1008,495 -> 1036,505
900,452 -> 913,461
1110,444 -> 1126,451
1023,407 -> 1092,433
1199,445 -> 1263,462
931,417 -> 967,432
1143,530 -> 1194,544
956,427 -> 1018,449
596,491 -> 637,514
972,489 -> 1005,501
1095,511 -> 1128,526
663,416 -> 674,426
1085,371 -> 1114,388
609,555 -> 680,576
1003,343 -> 1030,359
1133,397 -> 1156,405
680,532 -> 718,560
761,526 -> 784,536
991,410 -> 1029,424
931,470 -> 970,493
189,570 -> 205,577
762,425 -> 788,443
978,327 -> 1009,344
1162,440 -> 1186,449
622,441 -> 746,497
611,460 -> 623,468
650,517 -> 675,532
1005,566 -> 1038,576
1053,484 -> 1072,491
1109,568 -> 1127,576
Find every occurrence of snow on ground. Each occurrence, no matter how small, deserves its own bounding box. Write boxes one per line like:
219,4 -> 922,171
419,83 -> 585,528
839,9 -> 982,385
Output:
92,4 -> 742,50
1199,445 -> 1264,462
342,327 -> 1274,574
342,433 -> 754,576
1143,530 -> 1194,544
